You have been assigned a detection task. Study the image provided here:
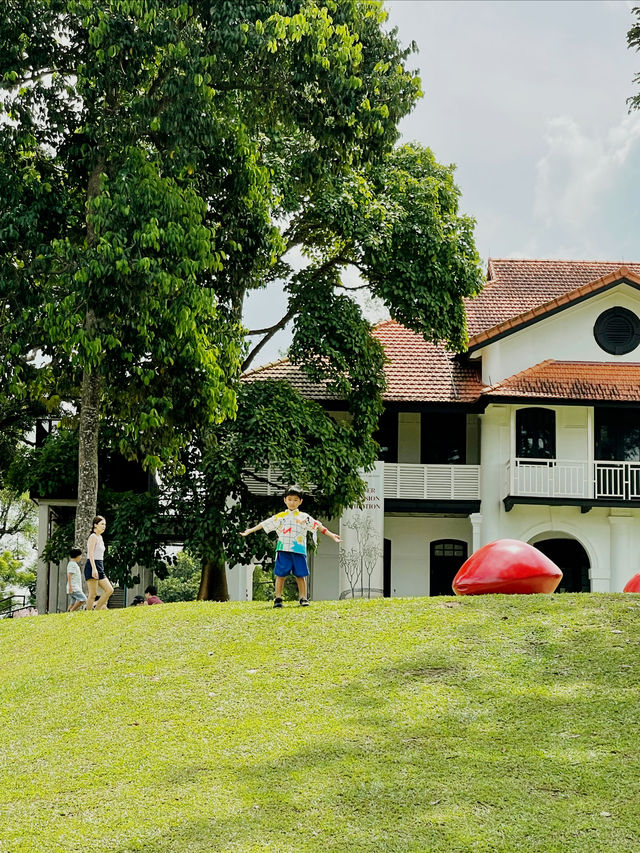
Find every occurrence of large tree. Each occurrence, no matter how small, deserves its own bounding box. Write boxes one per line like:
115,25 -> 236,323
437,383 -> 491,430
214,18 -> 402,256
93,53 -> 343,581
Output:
2,2 -> 482,598
0,0 -> 421,552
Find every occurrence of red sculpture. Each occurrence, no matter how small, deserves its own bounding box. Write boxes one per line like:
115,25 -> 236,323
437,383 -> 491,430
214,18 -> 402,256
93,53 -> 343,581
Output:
452,539 -> 563,595
623,573 -> 640,593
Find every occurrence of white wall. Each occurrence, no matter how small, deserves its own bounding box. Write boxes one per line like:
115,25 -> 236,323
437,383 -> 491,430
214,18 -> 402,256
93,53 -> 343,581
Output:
384,515 -> 472,597
308,512 -> 476,599
476,401 -> 640,591
480,285 -> 640,385
398,412 -> 421,462
310,517 -> 342,600
477,502 -> 640,592
226,564 -> 253,601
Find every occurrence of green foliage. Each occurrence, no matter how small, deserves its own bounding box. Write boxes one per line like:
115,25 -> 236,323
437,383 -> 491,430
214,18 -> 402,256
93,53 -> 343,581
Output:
157,550 -> 200,603
628,8 -> 640,112
100,489 -> 169,589
165,377 -> 378,578
0,486 -> 37,601
251,563 -> 299,602
0,487 -> 37,543
41,517 -> 75,567
0,550 -> 35,598
1,595 -> 640,851
38,483 -> 170,590
1,2 -> 481,598
8,427 -> 79,500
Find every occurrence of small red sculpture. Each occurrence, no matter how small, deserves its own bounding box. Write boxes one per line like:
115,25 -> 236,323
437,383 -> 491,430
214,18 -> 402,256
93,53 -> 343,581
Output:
452,539 -> 563,595
623,573 -> 640,593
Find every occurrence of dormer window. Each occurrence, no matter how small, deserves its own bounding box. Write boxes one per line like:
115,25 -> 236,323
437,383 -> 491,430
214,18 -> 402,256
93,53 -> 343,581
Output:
593,307 -> 640,355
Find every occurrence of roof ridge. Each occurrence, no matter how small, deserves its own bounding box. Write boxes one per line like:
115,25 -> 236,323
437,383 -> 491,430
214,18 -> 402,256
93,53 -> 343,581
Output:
242,355 -> 291,377
489,257 -> 640,265
468,265 -> 640,349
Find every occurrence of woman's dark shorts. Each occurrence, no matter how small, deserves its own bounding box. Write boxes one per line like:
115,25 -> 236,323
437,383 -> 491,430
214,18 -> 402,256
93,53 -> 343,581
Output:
84,559 -> 105,581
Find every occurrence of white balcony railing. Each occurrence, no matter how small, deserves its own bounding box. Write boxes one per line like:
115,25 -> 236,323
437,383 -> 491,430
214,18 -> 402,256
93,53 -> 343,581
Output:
383,463 -> 481,501
242,467 -> 294,496
507,457 -> 640,501
243,463 -> 481,502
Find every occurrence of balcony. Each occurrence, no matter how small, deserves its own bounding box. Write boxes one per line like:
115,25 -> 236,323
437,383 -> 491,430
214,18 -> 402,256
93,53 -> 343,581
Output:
505,457 -> 640,510
242,463 -> 481,509
383,463 -> 481,502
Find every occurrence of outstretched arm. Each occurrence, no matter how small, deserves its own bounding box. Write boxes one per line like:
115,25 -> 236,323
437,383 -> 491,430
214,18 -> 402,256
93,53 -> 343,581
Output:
240,523 -> 263,537
320,525 -> 341,544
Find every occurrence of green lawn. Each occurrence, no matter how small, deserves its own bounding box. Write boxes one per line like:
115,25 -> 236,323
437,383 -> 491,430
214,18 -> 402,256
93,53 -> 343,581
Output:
1,594 -> 639,853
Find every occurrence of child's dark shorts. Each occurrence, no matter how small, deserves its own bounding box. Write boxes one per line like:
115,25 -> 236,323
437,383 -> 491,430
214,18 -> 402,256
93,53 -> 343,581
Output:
274,551 -> 309,578
84,559 -> 106,581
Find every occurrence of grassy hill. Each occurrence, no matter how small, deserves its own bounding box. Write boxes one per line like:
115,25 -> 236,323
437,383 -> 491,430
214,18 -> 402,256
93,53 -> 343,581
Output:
1,594 -> 639,853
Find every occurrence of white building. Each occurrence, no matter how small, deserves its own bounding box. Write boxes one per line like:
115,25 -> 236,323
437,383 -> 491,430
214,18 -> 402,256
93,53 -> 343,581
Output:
245,259 -> 640,598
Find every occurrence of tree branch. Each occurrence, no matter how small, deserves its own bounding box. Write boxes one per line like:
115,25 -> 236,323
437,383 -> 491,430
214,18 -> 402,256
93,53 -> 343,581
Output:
241,468 -> 287,491
336,282 -> 369,291
242,306 -> 297,371
242,252 -> 353,371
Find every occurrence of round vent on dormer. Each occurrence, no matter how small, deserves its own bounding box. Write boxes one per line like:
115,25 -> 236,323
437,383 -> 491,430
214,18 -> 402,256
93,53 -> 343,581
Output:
593,307 -> 640,354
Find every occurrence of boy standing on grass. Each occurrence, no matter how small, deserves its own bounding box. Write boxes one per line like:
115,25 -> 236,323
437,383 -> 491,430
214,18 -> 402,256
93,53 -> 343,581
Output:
67,547 -> 87,612
241,485 -> 341,608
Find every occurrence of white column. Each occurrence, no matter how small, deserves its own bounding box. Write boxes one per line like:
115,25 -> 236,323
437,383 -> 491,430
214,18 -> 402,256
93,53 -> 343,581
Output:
226,564 -> 253,601
339,463 -> 385,599
36,502 -> 50,614
469,513 -> 483,554
607,515 -> 633,592
479,405 -> 510,544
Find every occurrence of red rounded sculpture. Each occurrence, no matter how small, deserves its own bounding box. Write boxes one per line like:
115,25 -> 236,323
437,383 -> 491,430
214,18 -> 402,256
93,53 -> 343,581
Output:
623,573 -> 640,593
452,539 -> 563,595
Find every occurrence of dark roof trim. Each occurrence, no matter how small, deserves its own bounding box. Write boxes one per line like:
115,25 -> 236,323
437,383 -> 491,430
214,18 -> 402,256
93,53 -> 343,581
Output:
504,495 -> 640,512
483,395 -> 640,408
385,499 -> 481,514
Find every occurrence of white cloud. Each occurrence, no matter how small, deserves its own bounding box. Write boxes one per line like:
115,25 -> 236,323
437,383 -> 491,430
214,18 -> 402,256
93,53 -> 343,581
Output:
534,111 -> 640,229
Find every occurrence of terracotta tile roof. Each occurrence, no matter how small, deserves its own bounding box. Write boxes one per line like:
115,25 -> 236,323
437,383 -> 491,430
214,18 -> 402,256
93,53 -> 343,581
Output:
245,258 -> 640,406
482,360 -> 640,402
372,320 -> 482,403
466,259 -> 640,342
243,320 -> 483,404
242,357 -> 338,400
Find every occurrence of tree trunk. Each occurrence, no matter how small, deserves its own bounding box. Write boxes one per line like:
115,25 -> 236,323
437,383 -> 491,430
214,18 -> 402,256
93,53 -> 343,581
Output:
197,551 -> 229,601
74,356 -> 101,549
74,162 -> 105,549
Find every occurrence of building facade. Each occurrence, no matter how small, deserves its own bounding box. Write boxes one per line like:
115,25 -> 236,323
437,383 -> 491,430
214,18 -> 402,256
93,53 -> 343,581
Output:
245,259 -> 640,598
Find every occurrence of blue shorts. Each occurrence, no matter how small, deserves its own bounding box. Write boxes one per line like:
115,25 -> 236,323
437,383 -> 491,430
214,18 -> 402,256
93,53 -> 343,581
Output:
274,551 -> 309,578
69,590 -> 87,603
84,559 -> 106,581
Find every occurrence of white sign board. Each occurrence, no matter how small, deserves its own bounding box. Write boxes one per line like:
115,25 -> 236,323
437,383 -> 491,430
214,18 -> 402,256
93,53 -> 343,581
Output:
339,462 -> 384,599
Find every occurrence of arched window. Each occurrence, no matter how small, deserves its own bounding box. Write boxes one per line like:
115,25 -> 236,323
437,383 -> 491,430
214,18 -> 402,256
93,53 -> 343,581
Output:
516,408 -> 556,460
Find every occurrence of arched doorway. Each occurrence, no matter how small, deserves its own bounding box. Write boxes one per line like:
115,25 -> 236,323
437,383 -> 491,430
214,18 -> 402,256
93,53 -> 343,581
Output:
532,537 -> 590,592
430,539 -> 468,595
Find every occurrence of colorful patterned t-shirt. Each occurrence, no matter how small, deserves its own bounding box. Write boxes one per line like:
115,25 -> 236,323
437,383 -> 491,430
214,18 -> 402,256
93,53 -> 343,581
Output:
261,510 -> 326,555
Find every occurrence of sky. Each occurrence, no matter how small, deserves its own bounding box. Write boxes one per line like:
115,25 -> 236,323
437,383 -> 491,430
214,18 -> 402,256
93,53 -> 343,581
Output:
244,0 -> 640,365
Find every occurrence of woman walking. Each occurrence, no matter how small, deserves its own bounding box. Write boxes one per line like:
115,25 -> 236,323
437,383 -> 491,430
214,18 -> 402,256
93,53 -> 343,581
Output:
84,515 -> 113,610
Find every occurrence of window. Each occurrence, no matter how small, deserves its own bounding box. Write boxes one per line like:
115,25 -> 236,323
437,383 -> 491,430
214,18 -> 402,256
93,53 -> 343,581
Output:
432,541 -> 466,558
516,408 -> 556,459
421,412 -> 467,464
595,408 -> 640,461
374,410 -> 398,463
593,307 -> 640,355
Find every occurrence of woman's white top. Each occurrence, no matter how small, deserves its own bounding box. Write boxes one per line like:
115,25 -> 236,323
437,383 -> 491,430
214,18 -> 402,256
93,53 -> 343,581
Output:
88,533 -> 105,561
